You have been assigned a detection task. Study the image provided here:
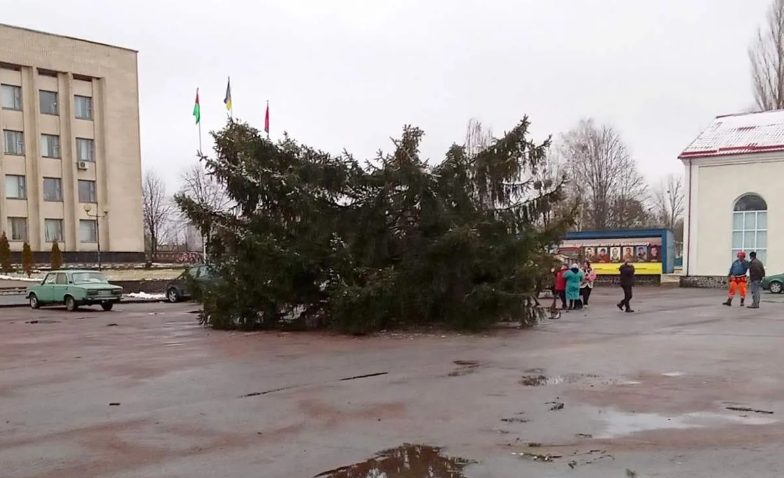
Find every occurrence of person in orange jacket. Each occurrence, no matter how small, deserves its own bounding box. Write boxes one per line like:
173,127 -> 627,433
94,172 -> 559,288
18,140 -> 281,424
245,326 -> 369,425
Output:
723,251 -> 750,307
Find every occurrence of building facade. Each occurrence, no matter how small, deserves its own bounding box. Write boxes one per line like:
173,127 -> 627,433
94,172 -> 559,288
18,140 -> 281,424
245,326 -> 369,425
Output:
680,110 -> 783,278
0,23 -> 143,261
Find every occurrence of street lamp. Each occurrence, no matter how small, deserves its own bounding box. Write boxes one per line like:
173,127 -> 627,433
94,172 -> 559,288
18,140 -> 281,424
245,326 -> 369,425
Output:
83,205 -> 108,270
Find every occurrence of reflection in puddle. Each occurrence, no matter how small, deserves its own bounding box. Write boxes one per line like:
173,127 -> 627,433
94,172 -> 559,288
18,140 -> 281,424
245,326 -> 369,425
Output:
597,409 -> 777,439
315,444 -> 474,478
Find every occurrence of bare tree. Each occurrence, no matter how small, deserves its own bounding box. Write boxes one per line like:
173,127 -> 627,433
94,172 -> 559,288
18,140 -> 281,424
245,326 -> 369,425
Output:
651,174 -> 685,231
750,0 -> 784,111
178,164 -> 232,256
559,119 -> 649,230
464,118 -> 493,158
142,170 -> 173,258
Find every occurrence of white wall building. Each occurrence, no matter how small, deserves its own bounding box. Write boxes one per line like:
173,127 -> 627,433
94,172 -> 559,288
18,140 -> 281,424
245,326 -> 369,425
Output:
681,110 -> 783,277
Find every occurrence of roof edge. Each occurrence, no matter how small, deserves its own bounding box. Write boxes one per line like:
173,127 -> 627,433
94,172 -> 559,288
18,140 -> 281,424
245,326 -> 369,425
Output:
678,143 -> 784,160
0,23 -> 137,53
715,109 -> 784,119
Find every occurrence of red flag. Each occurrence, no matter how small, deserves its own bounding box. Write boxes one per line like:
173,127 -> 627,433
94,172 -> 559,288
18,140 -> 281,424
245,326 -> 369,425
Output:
264,101 -> 270,134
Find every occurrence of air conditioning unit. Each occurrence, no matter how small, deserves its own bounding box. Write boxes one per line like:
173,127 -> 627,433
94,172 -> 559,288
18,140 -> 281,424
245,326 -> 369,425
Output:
77,161 -> 89,170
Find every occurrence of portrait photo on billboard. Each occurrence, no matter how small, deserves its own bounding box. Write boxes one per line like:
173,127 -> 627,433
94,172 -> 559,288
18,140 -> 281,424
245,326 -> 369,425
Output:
623,246 -> 634,262
636,245 -> 648,261
597,247 -> 610,263
649,246 -> 660,262
584,247 -> 596,262
610,247 -> 621,263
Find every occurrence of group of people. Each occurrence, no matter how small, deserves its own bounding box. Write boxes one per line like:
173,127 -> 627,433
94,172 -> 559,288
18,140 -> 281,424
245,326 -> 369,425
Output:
724,251 -> 766,309
552,262 -> 597,311
552,260 -> 637,313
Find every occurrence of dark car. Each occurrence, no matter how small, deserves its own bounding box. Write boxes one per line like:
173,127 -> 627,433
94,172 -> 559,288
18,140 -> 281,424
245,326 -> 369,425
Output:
165,265 -> 214,303
762,273 -> 784,294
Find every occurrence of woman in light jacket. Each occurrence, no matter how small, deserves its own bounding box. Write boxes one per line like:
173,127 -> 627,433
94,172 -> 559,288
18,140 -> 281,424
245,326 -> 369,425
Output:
581,261 -> 597,306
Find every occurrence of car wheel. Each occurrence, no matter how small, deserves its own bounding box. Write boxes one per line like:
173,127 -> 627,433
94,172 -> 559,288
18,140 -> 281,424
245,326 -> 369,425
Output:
29,294 -> 40,309
101,302 -> 114,311
167,288 -> 181,303
770,281 -> 784,294
65,295 -> 78,312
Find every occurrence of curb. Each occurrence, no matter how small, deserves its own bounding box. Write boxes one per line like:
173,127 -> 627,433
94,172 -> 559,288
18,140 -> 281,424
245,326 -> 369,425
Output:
0,297 -> 165,308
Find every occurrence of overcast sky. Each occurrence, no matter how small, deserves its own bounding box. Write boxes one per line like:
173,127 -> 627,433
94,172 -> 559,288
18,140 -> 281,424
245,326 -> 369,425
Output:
0,0 -> 772,190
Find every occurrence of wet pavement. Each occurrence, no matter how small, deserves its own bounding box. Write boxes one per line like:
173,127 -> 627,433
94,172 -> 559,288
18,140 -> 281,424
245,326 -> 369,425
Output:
2,289 -> 784,477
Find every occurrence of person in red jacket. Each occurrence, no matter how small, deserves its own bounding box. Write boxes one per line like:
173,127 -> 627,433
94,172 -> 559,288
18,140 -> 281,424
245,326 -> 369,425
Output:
553,264 -> 568,309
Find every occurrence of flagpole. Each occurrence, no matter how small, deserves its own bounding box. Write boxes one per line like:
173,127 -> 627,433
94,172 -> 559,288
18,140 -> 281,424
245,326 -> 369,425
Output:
229,76 -> 233,120
266,99 -> 269,139
198,88 -> 203,154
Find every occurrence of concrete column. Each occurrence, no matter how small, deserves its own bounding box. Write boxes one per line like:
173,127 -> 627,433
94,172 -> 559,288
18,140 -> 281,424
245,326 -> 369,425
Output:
93,77 -> 110,251
60,73 -> 77,251
21,66 -> 42,250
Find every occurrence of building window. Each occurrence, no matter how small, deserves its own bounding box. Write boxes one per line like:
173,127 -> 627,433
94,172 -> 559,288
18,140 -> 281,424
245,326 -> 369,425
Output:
78,180 -> 97,203
3,130 -> 24,155
732,194 -> 768,263
1,84 -> 22,110
9,217 -> 27,242
80,219 -> 97,243
44,219 -> 64,243
40,134 -> 61,158
76,138 -> 94,162
39,90 -> 58,115
5,175 -> 26,199
43,177 -> 63,202
75,95 -> 93,120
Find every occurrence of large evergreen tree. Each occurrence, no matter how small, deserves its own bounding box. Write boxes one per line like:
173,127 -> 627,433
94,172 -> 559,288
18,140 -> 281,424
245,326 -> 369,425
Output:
177,118 -> 571,333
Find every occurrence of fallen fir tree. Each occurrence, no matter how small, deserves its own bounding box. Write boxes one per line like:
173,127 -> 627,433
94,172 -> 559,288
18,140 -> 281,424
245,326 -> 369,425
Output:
176,118 -> 572,333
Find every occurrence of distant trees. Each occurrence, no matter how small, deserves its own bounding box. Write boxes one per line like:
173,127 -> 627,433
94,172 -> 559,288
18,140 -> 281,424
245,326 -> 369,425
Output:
21,243 -> 33,277
750,0 -> 784,111
142,171 -> 174,258
176,164 -> 232,258
51,242 -> 63,270
558,119 -> 650,230
651,174 -> 685,232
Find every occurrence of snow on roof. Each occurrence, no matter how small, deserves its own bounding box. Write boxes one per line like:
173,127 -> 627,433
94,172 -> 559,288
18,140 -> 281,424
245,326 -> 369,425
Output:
679,110 -> 784,159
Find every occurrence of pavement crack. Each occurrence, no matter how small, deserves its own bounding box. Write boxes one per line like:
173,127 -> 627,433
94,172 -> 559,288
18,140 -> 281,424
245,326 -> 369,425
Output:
338,372 -> 388,381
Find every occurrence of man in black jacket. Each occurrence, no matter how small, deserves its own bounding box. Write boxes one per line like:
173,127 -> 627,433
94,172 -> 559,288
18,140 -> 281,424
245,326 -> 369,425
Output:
748,251 -> 766,309
617,260 -> 635,313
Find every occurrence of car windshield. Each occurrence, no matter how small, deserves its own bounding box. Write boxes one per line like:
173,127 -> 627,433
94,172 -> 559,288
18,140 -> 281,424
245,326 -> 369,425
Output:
71,272 -> 109,284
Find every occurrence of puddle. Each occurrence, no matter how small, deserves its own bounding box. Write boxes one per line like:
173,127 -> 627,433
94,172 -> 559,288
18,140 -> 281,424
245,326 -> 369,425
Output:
596,409 -> 777,439
520,375 -> 562,386
449,360 -> 480,377
520,373 -> 600,387
661,372 -> 684,377
314,444 -> 474,477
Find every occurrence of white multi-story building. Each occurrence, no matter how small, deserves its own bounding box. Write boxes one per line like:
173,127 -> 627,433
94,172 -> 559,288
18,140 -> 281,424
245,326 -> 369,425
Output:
0,23 -> 143,262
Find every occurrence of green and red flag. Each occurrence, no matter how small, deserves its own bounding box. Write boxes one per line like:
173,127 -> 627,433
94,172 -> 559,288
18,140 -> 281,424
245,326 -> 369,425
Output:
192,88 -> 201,124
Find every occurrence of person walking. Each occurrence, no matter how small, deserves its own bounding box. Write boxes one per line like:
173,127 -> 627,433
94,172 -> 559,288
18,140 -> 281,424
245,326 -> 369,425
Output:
564,264 -> 584,311
553,264 -> 567,309
747,251 -> 766,309
581,261 -> 597,306
617,260 -> 635,313
723,251 -> 750,307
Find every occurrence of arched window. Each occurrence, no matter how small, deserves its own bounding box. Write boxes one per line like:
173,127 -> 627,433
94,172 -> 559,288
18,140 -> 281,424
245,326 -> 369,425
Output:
732,194 -> 767,263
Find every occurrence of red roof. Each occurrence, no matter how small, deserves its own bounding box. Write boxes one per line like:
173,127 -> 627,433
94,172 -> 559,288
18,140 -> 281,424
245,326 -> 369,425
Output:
679,110 -> 784,159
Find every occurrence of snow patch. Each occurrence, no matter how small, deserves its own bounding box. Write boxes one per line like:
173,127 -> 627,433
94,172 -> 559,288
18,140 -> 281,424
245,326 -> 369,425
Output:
0,274 -> 42,282
125,292 -> 166,300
